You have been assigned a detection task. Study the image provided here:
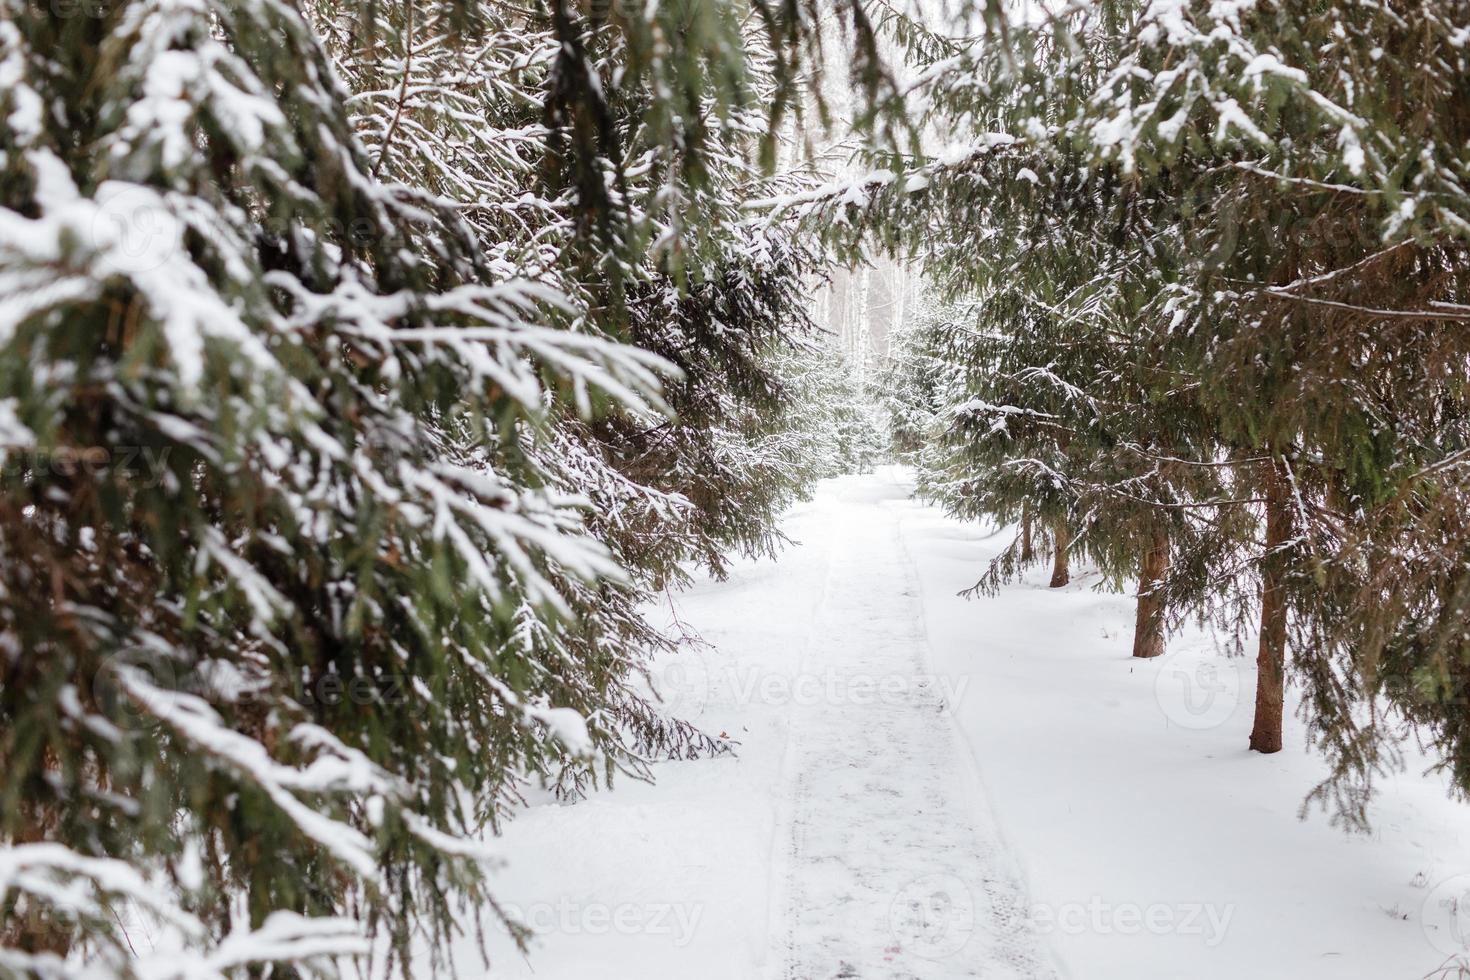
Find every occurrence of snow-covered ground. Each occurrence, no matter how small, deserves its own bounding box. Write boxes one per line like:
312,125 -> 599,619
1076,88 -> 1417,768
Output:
475,469 -> 1470,979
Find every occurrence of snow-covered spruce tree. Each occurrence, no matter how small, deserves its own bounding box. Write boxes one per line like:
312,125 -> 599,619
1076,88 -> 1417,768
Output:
324,0 -> 861,588
0,0 -> 885,971
1022,0 -> 1470,803
767,0 -> 1470,822
314,0 -> 730,783
540,1 -> 891,580
1185,2 -> 1467,810
593,226 -> 832,580
911,140 -> 1263,650
879,300 -> 953,465
778,332 -> 889,479
0,0 -> 687,969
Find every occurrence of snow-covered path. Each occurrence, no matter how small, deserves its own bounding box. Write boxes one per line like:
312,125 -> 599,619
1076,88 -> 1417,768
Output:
769,479 -> 1052,980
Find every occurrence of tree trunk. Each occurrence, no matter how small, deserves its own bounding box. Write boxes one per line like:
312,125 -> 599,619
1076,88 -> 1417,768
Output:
1131,526 -> 1169,659
1049,521 -> 1070,588
1020,505 -> 1035,564
1250,461 -> 1289,754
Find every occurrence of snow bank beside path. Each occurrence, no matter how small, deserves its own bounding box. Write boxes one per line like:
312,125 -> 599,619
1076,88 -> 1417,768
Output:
893,471 -> 1470,980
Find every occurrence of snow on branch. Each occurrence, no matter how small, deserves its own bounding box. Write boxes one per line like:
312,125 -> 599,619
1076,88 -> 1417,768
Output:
0,845 -> 367,979
741,134 -> 1022,222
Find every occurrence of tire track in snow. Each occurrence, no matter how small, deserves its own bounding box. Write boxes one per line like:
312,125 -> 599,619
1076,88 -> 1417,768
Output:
768,476 -> 1056,980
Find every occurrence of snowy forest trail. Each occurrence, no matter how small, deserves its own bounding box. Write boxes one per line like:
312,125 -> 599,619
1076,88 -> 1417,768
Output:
767,474 -> 1054,980
474,469 -> 1470,980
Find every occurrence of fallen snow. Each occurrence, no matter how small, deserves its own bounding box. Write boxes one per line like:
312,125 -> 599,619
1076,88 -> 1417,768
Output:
465,469 -> 1470,979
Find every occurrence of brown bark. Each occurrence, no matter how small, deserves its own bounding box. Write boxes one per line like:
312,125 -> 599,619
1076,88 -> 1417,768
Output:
1131,526 -> 1169,659
1020,505 -> 1035,564
1049,522 -> 1070,588
1250,461 -> 1289,754
3,788 -> 71,954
